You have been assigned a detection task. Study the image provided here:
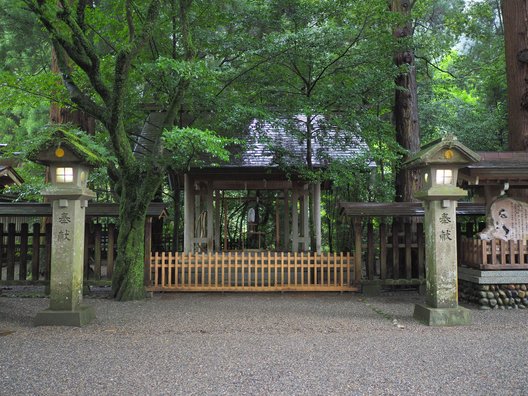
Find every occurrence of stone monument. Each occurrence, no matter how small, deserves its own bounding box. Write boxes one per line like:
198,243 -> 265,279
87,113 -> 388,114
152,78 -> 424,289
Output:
405,134 -> 480,326
30,128 -> 99,326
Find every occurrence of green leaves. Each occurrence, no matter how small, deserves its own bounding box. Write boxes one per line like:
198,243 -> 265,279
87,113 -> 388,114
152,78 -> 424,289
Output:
162,126 -> 240,171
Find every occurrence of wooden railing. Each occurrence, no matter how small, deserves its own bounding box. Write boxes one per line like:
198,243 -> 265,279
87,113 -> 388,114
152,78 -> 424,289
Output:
147,251 -> 357,292
460,237 -> 528,270
0,221 -> 117,284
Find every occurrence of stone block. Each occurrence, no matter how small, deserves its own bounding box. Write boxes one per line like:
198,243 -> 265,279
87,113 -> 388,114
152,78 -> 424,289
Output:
34,304 -> 95,327
413,304 -> 472,326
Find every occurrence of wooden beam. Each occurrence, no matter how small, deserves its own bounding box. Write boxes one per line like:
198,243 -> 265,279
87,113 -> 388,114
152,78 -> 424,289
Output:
291,189 -> 299,252
283,189 -> 290,252
313,182 -> 322,253
206,182 -> 214,252
183,174 -> 194,253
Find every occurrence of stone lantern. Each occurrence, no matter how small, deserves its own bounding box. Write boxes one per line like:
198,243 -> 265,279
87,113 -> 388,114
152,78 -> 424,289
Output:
405,134 -> 480,326
30,128 -> 99,326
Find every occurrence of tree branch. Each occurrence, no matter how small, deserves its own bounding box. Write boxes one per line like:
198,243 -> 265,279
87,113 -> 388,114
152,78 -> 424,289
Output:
125,0 -> 135,42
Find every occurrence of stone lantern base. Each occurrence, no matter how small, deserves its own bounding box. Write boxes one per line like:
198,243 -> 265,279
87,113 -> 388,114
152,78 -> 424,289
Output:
34,304 -> 95,327
413,304 -> 471,326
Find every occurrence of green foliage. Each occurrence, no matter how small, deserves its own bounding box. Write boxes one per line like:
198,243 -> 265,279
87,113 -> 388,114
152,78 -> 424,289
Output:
163,126 -> 240,171
416,0 -> 507,151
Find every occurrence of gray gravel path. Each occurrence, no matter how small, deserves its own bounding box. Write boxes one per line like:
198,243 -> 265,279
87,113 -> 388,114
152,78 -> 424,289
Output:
1,291 -> 527,396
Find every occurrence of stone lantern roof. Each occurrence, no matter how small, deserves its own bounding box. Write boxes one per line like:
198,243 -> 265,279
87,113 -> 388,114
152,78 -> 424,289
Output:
27,126 -> 106,167
404,134 -> 481,169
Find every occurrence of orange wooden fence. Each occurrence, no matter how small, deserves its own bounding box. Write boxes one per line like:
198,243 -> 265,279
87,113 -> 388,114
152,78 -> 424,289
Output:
460,237 -> 528,270
147,251 -> 358,292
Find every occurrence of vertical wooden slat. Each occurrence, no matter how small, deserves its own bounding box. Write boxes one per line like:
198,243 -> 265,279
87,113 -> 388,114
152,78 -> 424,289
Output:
520,240 -> 526,265
206,252 -> 210,287
500,240 -> 506,268
326,253 -> 330,286
338,252 -> 342,286
107,223 -> 115,278
273,252 -> 279,287
491,239 -> 497,266
268,251 -> 272,288
215,252 -> 219,288
313,252 -> 318,285
94,224 -> 102,280
292,252 -> 296,286
31,223 -> 40,281
228,252 -> 232,287
144,218 -> 152,286
174,252 -> 179,287
161,251 -> 166,287
379,221 -> 387,280
267,252 -> 270,288
354,219 -> 362,284
509,240 -> 515,265
417,223 -> 424,279
0,224 -> 3,280
6,223 -> 16,280
221,252 -> 225,287
84,223 -> 90,280
234,252 -> 239,287
481,240 -> 488,267
392,222 -> 399,279
19,223 -> 29,281
281,252 -> 285,286
195,252 -> 199,287
168,252 -> 173,287
405,223 -> 412,279
240,254 -> 246,287
367,220 -> 375,280
45,223 -> 52,282
154,251 -> 159,287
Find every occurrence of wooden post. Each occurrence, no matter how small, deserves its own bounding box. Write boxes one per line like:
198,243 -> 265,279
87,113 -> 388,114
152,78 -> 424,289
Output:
283,189 -> 290,252
206,181 -> 214,252
302,188 -> 309,251
94,223 -> 102,280
353,218 -> 362,284
214,190 -> 221,251
291,188 -> 299,252
31,223 -> 41,281
6,223 -> 15,280
313,182 -> 322,253
107,223 -> 115,278
183,174 -> 194,253
144,217 -> 153,286
19,223 -> 29,281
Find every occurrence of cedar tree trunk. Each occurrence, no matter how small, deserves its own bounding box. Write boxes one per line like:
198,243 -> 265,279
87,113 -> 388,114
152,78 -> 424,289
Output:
502,0 -> 528,151
392,0 -> 421,202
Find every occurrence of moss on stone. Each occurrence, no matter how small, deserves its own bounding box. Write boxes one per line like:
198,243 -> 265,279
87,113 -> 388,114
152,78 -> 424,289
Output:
26,125 -> 108,167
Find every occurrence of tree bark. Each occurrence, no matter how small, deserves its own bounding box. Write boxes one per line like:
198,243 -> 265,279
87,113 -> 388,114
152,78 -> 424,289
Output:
502,0 -> 528,151
112,168 -> 163,300
392,0 -> 421,202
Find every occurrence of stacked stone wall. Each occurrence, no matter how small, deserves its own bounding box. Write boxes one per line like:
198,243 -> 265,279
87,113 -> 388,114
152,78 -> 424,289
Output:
459,280 -> 528,310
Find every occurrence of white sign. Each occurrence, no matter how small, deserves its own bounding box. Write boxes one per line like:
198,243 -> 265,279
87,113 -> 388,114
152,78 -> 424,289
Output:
479,197 -> 528,241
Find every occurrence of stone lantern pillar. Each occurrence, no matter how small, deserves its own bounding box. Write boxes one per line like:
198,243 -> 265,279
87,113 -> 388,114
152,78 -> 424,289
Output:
31,129 -> 98,326
405,134 -> 480,326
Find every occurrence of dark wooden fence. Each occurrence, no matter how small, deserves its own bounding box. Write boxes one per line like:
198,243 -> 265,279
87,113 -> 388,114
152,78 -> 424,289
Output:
339,202 -> 486,287
0,202 -> 166,285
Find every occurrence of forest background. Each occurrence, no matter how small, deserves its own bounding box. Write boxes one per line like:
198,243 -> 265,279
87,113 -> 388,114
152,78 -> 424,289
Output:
0,0 -> 509,299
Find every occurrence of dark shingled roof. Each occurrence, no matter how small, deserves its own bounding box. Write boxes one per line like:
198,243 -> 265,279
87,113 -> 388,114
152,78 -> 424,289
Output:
234,117 -> 369,168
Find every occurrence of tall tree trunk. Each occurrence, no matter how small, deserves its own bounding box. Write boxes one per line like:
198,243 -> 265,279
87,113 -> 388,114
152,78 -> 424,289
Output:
392,0 -> 421,202
112,169 -> 163,300
502,0 -> 528,151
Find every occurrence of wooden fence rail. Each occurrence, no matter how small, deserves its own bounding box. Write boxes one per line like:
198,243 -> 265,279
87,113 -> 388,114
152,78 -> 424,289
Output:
0,221 -> 117,283
354,219 -> 425,282
148,252 -> 357,292
460,237 -> 528,270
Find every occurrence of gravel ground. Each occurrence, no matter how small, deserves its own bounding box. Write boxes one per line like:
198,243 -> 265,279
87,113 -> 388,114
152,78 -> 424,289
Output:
1,290 -> 527,396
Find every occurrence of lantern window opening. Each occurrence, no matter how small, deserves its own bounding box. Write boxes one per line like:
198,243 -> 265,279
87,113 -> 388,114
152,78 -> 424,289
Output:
56,167 -> 74,183
436,169 -> 453,185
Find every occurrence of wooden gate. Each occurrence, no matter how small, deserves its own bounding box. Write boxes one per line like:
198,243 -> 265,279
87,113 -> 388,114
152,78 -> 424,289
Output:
147,251 -> 358,292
